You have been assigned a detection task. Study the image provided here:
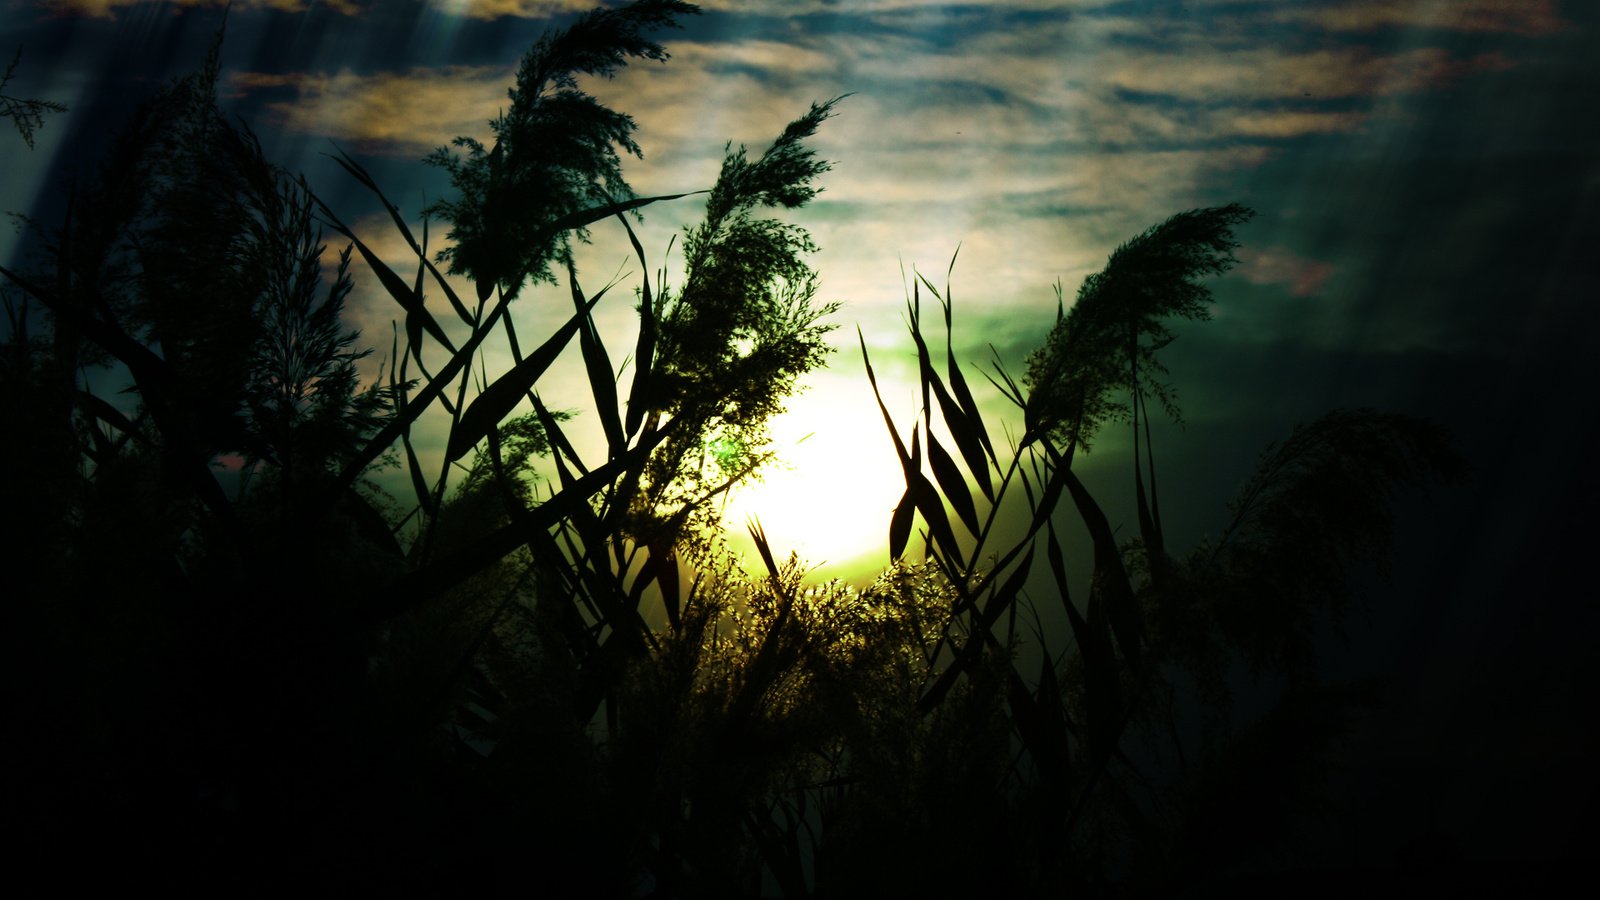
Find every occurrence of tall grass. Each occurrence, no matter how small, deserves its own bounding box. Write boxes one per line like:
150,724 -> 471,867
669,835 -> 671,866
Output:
1,3 -> 1464,894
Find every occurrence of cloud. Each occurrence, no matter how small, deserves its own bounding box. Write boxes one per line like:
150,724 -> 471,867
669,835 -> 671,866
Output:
696,0 -> 1121,13
425,0 -> 595,21
1220,109 -> 1368,139
1102,47 -> 1515,101
229,66 -> 512,155
44,0 -> 362,19
1237,247 -> 1337,298
1271,0 -> 1570,37
668,38 -> 837,79
223,0 -> 1556,351
225,18 -> 1456,339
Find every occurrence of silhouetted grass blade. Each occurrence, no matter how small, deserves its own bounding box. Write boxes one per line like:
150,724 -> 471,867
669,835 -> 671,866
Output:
984,345 -> 1027,410
889,488 -> 914,561
402,430 -> 435,516
617,213 -> 656,439
910,472 -> 962,570
1062,465 -> 1143,671
372,428 -> 674,622
447,296 -> 600,462
907,292 -> 993,506
937,283 -> 997,480
316,200 -> 455,353
927,430 -> 979,536
326,150 -> 475,327
1035,651 -> 1074,775
859,327 -> 913,469
733,519 -> 797,729
1045,521 -> 1087,650
894,423 -> 961,563
77,390 -> 137,439
532,394 -> 589,479
984,543 -> 1035,628
566,261 -> 626,455
543,190 -> 705,250
1082,581 -> 1122,761
919,544 -> 1034,714
655,544 -> 683,629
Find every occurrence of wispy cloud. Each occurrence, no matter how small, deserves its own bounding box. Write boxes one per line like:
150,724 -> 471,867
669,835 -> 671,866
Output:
1102,47 -> 1515,101
43,0 -> 363,19
425,0 -> 595,21
226,0 -> 1562,348
1238,247 -> 1338,298
229,66 -> 511,155
695,0 -> 1121,13
1270,0 -> 1570,37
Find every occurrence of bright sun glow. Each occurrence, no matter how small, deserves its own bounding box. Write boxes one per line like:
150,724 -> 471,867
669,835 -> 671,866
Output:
716,369 -> 910,582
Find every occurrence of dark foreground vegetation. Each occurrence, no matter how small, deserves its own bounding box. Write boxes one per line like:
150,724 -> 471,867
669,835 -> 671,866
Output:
2,3 -> 1464,895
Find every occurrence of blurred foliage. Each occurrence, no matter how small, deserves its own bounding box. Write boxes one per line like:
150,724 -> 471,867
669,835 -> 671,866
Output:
1,47 -> 67,150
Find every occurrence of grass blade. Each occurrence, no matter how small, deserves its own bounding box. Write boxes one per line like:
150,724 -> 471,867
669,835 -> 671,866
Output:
545,191 -> 707,238
908,292 -> 993,502
927,430 -> 980,536
939,280 -> 997,470
77,390 -> 137,438
315,198 -> 455,353
532,394 -> 590,480
859,327 -> 913,469
567,260 -> 626,456
325,150 -> 475,327
617,213 -> 657,439
402,430 -> 435,516
889,488 -> 914,561
368,424 -> 677,623
447,295 -> 600,462
1061,465 -> 1142,670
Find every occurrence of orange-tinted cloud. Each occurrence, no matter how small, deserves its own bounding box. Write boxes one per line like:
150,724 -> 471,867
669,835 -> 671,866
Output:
1106,47 -> 1515,101
1238,248 -> 1337,298
45,0 -> 362,20
428,0 -> 594,21
229,66 -> 511,155
1272,0 -> 1569,37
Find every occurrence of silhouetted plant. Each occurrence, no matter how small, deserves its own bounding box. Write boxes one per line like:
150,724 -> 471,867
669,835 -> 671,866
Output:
1024,204 -> 1254,454
638,98 -> 842,518
853,214 -> 1464,893
426,0 -> 699,299
1159,408 -> 1466,685
1,4 -> 1468,894
1,47 -> 67,149
0,23 -> 420,861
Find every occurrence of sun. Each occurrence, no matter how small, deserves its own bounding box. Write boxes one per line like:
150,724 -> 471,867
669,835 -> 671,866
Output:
715,370 -> 910,583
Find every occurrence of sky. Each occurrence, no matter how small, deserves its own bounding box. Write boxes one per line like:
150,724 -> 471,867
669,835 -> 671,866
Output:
5,0 -> 1598,869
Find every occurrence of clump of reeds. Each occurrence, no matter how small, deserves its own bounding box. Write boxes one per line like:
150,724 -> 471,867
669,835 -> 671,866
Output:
1,2 -> 1466,893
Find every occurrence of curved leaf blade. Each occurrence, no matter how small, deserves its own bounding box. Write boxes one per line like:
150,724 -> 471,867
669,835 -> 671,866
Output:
446,298 -> 597,462
889,488 -> 914,562
567,261 -> 625,456
927,430 -> 980,536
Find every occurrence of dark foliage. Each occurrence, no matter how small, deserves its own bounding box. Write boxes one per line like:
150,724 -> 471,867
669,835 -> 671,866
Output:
1024,203 -> 1254,452
643,97 -> 843,508
1,6 -> 1466,896
426,0 -> 700,298
1,47 -> 67,149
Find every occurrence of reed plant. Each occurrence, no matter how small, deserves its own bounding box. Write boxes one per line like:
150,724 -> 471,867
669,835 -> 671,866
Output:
844,219 -> 1465,892
1,2 -> 1464,894
1,47 -> 67,149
